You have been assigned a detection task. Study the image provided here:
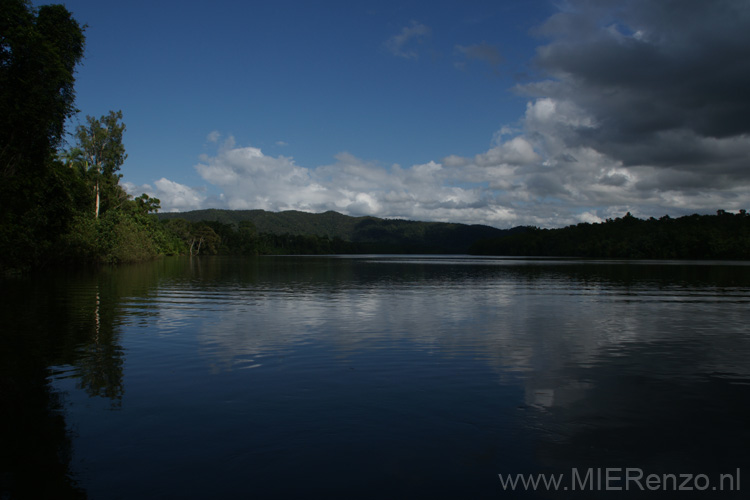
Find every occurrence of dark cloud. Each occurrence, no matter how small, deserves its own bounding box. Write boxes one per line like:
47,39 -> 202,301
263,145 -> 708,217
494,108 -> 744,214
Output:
598,172 -> 628,187
554,153 -> 578,164
526,173 -> 569,197
634,169 -> 738,191
521,0 -> 750,176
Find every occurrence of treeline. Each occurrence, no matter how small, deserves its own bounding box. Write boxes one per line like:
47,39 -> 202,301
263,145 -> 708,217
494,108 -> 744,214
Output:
0,1 -> 173,271
159,209 -> 361,240
153,217 -> 497,256
159,209 -> 507,254
470,211 -> 750,259
4,2 -> 747,272
0,2 -> 197,271
158,219 -> 358,256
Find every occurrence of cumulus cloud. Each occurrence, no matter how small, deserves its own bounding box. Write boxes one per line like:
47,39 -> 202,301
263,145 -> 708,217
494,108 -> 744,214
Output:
194,138 -> 327,212
521,0 -> 750,176
439,0 -> 750,225
123,178 -> 206,212
136,1 -> 750,228
190,137 -> 518,226
384,21 -> 431,59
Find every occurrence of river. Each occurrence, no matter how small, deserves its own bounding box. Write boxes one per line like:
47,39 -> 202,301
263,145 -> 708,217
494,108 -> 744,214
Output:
1,256 -> 749,498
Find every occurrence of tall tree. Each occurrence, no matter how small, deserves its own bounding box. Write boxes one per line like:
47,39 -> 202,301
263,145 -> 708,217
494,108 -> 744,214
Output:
70,111 -> 127,218
0,0 -> 84,174
0,0 -> 85,270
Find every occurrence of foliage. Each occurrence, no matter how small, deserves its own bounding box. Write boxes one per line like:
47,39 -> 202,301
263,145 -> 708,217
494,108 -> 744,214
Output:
133,193 -> 161,214
0,0 -> 85,272
0,0 -> 85,174
68,110 -> 128,218
58,195 -> 186,263
3,2 -> 748,269
0,19 -> 165,271
158,209 -> 509,254
470,211 -> 750,260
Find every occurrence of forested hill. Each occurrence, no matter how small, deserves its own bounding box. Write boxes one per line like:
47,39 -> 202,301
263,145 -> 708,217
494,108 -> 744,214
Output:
158,209 -> 509,254
470,211 -> 750,260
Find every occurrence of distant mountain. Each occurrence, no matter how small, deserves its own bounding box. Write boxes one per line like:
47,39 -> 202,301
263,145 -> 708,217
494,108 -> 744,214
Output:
158,209 -> 510,254
158,208 -> 750,258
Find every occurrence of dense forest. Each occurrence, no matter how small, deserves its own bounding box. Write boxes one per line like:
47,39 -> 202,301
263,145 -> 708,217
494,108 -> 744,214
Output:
470,211 -> 750,260
1,1 -> 747,275
0,1 -> 175,272
158,209 -> 509,254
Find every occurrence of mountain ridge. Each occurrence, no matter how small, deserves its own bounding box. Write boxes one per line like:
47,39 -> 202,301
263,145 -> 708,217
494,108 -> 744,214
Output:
157,208 -> 510,254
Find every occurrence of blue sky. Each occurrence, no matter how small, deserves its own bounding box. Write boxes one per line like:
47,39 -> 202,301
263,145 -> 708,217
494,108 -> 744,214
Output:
50,0 -> 750,227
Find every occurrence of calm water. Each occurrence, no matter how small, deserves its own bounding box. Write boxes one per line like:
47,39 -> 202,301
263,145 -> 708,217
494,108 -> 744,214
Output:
2,256 -> 749,499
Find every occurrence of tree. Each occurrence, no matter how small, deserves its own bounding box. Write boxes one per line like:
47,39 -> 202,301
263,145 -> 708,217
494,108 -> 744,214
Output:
0,0 -> 85,175
188,223 -> 220,256
133,193 -> 161,215
0,0 -> 85,271
70,110 -> 127,218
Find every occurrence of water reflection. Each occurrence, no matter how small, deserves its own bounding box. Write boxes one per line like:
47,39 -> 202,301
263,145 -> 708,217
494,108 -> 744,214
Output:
0,260 -> 176,498
2,256 -> 749,498
177,257 -> 750,372
129,257 -> 750,496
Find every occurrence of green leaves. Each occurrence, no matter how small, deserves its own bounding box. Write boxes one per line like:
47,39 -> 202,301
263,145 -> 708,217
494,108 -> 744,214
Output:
73,111 -> 127,177
0,1 -> 85,272
133,193 -> 161,215
69,110 -> 127,218
0,0 -> 85,174
470,212 -> 750,259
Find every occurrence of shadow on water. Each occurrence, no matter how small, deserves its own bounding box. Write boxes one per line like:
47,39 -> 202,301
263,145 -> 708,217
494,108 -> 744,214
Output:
1,275 -> 90,498
0,259 -> 188,498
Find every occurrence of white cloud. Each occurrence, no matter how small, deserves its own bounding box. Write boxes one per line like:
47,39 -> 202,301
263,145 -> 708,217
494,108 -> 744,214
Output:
194,138 -> 330,212
145,79 -> 749,228
153,178 -> 206,212
134,1 -> 750,229
384,21 -> 431,59
123,178 -> 206,212
185,113 -> 749,229
191,139 -> 518,225
474,136 -> 540,167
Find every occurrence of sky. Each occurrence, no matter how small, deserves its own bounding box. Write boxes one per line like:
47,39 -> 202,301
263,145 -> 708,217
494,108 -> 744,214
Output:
48,0 -> 750,228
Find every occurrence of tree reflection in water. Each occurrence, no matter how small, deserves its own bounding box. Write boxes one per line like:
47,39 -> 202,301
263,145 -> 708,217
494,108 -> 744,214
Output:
0,260 -> 176,497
